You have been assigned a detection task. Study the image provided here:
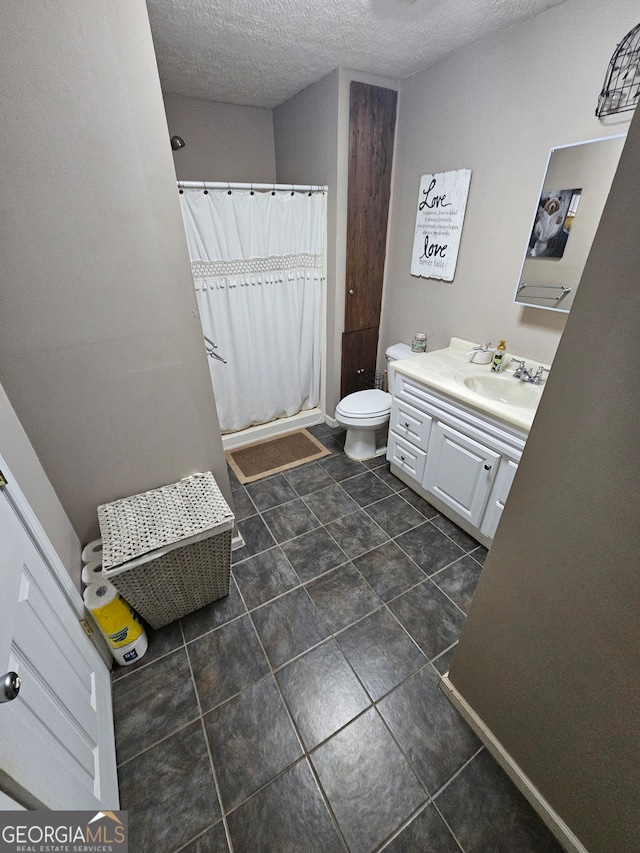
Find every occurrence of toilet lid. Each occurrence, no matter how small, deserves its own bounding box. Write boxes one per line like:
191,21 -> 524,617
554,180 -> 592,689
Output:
337,389 -> 392,417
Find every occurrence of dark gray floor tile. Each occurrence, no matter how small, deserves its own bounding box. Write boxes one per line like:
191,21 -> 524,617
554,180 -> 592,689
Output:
471,544 -> 489,566
276,639 -> 371,750
319,453 -> 366,482
371,462 -> 407,491
180,576 -> 246,642
382,803 -> 460,852
280,526 -> 348,583
398,488 -> 440,519
113,648 -> 199,764
251,587 -> 330,668
302,482 -> 359,524
321,435 -> 348,456
353,540 -> 426,602
336,608 -> 426,700
378,666 -> 480,794
203,676 -> 302,811
111,618 -> 183,680
284,461 -> 335,496
396,522 -> 465,575
326,509 -> 389,560
432,555 -> 483,615
227,465 -> 243,491
119,721 -> 220,852
233,515 -> 275,561
188,614 -> 270,711
261,497 -> 320,543
435,749 -> 565,853
229,486 -> 257,521
311,709 -> 427,853
430,514 -> 481,551
365,493 -> 427,538
363,454 -> 388,470
227,759 -> 345,853
179,822 -> 229,852
340,471 -> 394,507
233,545 -> 300,609
431,643 -> 458,675
305,563 -> 381,633
247,473 -> 299,511
388,581 -> 466,660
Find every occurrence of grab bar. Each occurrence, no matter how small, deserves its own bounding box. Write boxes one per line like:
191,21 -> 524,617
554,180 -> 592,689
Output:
204,335 -> 227,364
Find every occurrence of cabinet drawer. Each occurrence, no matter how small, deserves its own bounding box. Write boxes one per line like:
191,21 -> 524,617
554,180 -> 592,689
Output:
387,432 -> 428,482
390,398 -> 433,447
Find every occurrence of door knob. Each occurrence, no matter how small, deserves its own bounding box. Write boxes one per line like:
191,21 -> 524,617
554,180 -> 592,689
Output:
0,672 -> 21,703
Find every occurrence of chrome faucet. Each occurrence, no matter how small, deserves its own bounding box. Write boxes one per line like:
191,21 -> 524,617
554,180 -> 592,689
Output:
512,359 -> 549,385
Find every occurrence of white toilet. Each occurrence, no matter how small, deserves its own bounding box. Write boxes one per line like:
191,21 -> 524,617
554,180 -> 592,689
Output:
335,343 -> 415,460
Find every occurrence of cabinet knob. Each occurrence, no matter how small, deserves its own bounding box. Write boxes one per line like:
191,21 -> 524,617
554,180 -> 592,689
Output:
356,368 -> 365,375
400,455 -> 406,462
348,289 -> 354,295
404,421 -> 410,428
484,464 -> 492,471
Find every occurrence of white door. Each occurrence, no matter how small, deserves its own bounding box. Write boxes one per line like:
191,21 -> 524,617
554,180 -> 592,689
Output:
423,421 -> 500,527
0,470 -> 118,810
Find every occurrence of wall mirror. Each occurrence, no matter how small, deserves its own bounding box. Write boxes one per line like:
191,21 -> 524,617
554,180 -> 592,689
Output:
515,134 -> 626,313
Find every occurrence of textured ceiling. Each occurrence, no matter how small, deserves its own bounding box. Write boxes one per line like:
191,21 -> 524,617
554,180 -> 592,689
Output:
147,0 -> 568,108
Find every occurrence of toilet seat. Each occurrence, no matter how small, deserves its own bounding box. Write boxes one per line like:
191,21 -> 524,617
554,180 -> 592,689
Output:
336,389 -> 392,419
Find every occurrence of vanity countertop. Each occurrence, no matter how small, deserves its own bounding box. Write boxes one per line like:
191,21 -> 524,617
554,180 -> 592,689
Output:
391,337 -> 551,432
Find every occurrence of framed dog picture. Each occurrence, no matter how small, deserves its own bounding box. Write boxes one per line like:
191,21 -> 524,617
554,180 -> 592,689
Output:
526,188 -> 582,259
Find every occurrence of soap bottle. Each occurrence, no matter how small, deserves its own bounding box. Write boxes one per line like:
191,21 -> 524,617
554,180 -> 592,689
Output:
491,340 -> 507,372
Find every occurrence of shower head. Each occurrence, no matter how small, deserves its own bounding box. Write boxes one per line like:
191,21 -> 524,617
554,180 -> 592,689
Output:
170,135 -> 186,151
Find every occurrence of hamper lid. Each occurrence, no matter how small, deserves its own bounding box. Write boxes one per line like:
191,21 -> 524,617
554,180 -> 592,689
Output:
98,472 -> 234,570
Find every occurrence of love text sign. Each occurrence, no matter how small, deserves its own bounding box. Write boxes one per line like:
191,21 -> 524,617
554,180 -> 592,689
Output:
411,169 -> 472,281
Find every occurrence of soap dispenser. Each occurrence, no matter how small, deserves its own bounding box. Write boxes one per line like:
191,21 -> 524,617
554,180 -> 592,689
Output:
491,340 -> 507,372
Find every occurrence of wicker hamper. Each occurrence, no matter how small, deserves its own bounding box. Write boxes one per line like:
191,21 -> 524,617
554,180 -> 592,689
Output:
98,472 -> 234,629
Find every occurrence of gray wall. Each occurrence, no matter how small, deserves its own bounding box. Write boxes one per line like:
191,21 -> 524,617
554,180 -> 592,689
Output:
0,2 -> 232,552
164,93 -> 276,182
449,94 -> 640,853
380,0 -> 637,367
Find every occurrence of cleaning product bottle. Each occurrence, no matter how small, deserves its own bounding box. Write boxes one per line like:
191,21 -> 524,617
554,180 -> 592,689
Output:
491,340 -> 507,372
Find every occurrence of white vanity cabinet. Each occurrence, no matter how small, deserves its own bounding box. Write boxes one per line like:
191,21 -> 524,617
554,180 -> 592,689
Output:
388,373 -> 528,547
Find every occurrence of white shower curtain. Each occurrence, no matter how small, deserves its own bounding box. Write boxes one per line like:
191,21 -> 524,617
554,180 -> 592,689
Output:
179,187 -> 325,433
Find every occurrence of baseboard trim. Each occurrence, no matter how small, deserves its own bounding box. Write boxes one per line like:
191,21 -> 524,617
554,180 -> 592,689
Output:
438,674 -> 588,853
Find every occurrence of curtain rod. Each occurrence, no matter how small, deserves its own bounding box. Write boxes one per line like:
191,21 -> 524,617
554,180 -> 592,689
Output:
177,180 -> 327,193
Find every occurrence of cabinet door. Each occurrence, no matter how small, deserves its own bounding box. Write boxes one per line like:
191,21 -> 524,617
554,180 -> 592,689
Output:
480,458 -> 519,541
424,421 -> 500,527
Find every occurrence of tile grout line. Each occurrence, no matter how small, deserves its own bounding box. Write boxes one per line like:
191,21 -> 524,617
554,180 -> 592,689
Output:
181,618 -> 237,853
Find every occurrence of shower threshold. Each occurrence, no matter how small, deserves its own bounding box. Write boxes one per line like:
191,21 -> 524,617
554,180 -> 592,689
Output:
221,408 -> 324,451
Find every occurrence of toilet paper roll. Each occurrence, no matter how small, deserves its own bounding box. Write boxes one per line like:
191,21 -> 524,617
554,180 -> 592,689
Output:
82,538 -> 103,564
81,560 -> 104,586
83,581 -> 144,649
111,631 -> 149,666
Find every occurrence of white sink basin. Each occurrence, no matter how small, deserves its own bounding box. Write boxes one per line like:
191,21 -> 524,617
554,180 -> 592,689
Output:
456,373 -> 542,408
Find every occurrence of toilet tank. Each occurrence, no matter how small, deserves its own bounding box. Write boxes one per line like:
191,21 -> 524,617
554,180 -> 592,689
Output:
385,342 -> 415,390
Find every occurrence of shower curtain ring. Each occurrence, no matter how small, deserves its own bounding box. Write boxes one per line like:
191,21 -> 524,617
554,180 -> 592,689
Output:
250,182 -> 254,196
227,182 -> 232,195
203,181 -> 208,195
272,183 -> 276,196
291,184 -> 294,196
